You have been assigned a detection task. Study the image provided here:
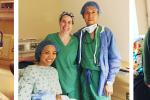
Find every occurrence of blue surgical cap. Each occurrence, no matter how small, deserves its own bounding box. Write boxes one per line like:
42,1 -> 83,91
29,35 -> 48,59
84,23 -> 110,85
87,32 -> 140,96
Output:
80,1 -> 101,15
35,40 -> 58,61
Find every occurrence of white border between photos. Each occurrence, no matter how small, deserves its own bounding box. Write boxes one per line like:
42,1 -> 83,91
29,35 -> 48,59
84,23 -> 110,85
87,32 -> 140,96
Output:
130,0 -> 138,100
14,0 -> 18,99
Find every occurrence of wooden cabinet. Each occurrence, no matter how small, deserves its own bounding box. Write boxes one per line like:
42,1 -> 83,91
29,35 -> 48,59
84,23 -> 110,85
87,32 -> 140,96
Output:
0,0 -> 14,20
0,34 -> 13,60
0,0 -> 14,66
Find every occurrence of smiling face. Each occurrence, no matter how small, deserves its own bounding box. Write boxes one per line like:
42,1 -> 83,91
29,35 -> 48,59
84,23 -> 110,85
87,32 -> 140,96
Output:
39,45 -> 56,66
83,6 -> 99,26
59,15 -> 73,34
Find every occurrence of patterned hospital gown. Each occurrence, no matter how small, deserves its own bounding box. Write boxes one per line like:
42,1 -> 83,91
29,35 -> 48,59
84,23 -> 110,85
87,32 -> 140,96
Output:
19,65 -> 62,100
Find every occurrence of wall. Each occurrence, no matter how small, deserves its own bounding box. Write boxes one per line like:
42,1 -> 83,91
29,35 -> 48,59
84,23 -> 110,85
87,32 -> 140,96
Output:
60,0 -> 129,61
59,0 -> 85,32
146,0 -> 150,26
0,0 -> 14,34
0,20 -> 14,34
19,0 -> 129,61
135,0 -> 148,34
0,66 -> 14,99
98,0 -> 129,62
19,0 -> 61,39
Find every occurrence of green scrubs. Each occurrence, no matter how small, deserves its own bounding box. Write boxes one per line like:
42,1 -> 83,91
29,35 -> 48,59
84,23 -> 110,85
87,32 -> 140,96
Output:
45,33 -> 80,99
144,28 -> 150,84
81,26 -> 110,100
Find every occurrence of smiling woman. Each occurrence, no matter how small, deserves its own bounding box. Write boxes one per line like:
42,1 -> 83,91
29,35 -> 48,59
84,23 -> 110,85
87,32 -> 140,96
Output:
19,40 -> 62,100
44,11 -> 80,100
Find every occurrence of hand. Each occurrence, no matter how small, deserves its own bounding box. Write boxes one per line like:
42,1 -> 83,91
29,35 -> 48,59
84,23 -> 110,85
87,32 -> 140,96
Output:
147,84 -> 150,88
104,84 -> 113,96
56,95 -> 62,100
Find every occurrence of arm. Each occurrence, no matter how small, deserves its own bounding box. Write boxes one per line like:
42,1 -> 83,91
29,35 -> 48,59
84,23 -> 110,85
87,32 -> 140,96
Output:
19,67 -> 36,100
104,28 -> 121,96
53,69 -> 62,94
106,28 -> 121,83
143,28 -> 150,87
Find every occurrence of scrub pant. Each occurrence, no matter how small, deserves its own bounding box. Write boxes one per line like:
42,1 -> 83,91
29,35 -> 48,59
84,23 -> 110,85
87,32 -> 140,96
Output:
81,69 -> 111,100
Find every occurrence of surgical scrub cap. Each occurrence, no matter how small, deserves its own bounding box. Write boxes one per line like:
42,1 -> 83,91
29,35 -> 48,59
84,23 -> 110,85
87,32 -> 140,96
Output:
80,1 -> 101,15
35,40 -> 58,61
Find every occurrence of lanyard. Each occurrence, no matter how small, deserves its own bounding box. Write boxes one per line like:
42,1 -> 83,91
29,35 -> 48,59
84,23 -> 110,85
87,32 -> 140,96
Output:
94,27 -> 98,64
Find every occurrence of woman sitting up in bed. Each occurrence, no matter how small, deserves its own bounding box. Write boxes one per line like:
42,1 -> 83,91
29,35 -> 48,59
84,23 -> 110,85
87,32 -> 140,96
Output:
19,40 -> 69,100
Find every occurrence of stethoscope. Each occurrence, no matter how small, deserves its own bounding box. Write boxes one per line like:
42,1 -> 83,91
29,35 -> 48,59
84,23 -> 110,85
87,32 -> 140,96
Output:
0,31 -> 3,47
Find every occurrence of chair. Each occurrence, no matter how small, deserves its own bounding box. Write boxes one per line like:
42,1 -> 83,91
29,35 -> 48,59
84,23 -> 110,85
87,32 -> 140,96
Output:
10,64 -> 14,75
19,61 -> 34,79
19,61 -> 34,69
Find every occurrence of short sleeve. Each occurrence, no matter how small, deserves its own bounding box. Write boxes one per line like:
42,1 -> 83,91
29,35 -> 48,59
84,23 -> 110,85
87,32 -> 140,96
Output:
18,67 -> 36,100
51,68 -> 62,94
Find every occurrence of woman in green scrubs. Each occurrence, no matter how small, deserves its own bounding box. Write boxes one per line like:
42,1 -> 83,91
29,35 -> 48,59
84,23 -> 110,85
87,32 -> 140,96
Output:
45,12 -> 80,100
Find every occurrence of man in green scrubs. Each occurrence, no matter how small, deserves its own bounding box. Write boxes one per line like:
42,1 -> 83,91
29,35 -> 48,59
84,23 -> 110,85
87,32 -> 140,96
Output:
80,25 -> 110,100
75,1 -> 120,100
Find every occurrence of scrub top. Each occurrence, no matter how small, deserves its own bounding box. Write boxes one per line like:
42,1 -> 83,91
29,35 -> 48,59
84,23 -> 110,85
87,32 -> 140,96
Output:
81,25 -> 102,70
45,33 -> 79,99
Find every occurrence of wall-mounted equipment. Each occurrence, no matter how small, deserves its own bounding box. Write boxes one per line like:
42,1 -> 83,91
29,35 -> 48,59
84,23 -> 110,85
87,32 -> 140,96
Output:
0,31 -> 3,48
0,0 -> 14,10
0,0 -> 14,19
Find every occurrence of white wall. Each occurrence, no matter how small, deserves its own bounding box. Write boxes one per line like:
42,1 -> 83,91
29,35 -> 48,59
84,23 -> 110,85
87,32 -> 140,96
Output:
19,0 -> 61,39
98,0 -> 129,62
135,0 -> 148,34
146,0 -> 150,26
59,0 -> 85,32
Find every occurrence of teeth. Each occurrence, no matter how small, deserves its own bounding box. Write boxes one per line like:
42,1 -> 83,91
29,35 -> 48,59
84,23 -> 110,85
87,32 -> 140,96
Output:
47,60 -> 52,62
